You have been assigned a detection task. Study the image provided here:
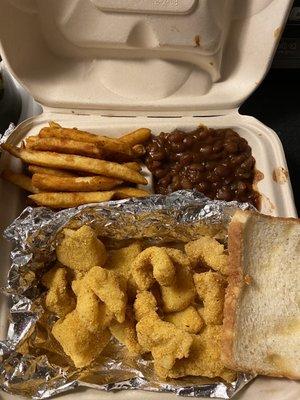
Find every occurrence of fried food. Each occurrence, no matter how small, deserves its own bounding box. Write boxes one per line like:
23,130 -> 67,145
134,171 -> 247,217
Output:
123,161 -> 142,172
185,236 -> 228,275
134,291 -> 158,322
39,127 -> 136,159
28,164 -> 77,177
193,271 -> 226,325
160,248 -> 196,312
42,266 -> 76,318
25,136 -> 104,159
84,266 -> 127,323
109,307 -> 141,356
32,174 -> 123,192
132,247 -> 176,290
29,191 -> 115,208
119,128 -> 151,146
113,187 -> 150,199
1,169 -> 38,193
167,325 -> 236,382
52,310 -> 111,368
164,306 -> 204,334
72,278 -> 113,333
56,226 -> 107,272
1,144 -> 147,184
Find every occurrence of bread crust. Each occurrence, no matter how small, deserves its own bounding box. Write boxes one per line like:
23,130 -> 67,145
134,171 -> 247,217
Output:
222,210 -> 300,380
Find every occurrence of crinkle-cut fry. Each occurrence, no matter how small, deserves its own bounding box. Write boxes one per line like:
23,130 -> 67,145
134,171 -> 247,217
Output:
42,266 -> 76,318
160,248 -> 196,313
185,236 -> 228,275
1,169 -> 39,193
164,306 -> 204,334
28,165 -> 77,177
109,307 -> 141,356
167,325 -> 237,382
29,191 -> 115,208
1,144 -> 147,184
52,310 -> 111,368
72,278 -> 113,333
56,225 -> 107,272
193,271 -> 226,325
113,187 -> 150,199
131,246 -> 176,290
38,127 -> 136,158
25,136 -> 105,159
134,291 -> 158,322
84,266 -> 127,323
119,128 -> 151,146
32,174 -> 123,192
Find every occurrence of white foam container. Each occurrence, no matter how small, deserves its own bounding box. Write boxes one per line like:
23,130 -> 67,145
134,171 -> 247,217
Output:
0,1 -> 299,399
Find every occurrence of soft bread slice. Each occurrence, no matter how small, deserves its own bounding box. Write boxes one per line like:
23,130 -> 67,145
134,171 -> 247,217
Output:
222,210 -> 300,379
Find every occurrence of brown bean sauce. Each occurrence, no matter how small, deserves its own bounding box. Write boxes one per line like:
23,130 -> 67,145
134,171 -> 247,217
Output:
144,126 -> 259,207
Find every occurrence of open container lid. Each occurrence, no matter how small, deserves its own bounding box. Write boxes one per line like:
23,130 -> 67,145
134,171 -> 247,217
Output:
0,0 -> 293,115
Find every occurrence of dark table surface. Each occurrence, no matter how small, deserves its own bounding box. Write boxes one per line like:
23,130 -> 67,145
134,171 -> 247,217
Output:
241,68 -> 300,215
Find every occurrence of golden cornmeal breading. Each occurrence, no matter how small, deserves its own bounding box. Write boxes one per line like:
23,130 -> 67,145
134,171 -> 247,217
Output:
136,313 -> 193,378
160,248 -> 196,313
109,307 -> 141,356
42,266 -> 75,318
52,310 -> 111,368
134,291 -> 158,322
167,325 -> 236,382
84,266 -> 127,323
56,226 -> 107,273
164,305 -> 204,334
193,271 -> 226,325
71,279 -> 113,333
185,236 -> 228,275
131,246 -> 176,290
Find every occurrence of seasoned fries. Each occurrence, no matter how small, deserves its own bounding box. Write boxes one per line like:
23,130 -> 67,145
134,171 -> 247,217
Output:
25,136 -> 104,159
32,174 -> 123,192
2,145 -> 147,184
1,169 -> 38,193
1,123 -> 151,208
119,128 -> 151,146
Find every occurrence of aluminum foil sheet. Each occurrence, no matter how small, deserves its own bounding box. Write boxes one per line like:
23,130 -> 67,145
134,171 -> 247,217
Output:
0,191 -> 255,399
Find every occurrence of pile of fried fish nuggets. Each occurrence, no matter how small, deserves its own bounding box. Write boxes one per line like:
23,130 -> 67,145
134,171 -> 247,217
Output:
43,225 -> 235,381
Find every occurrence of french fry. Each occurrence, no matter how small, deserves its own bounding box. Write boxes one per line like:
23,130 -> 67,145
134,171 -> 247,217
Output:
132,144 -> 146,157
1,169 -> 38,193
29,192 -> 116,208
25,136 -> 104,159
29,187 -> 150,208
32,174 -> 123,192
49,121 -> 61,129
113,187 -> 150,199
123,162 -> 142,172
119,128 -> 151,146
28,165 -> 77,177
1,144 -> 147,185
39,127 -> 136,159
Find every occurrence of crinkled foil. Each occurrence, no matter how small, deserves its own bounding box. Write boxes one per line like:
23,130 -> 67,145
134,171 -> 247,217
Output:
0,191 -> 255,399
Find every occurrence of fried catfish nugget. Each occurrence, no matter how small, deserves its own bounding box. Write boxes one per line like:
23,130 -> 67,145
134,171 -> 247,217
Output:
134,291 -> 193,378
185,236 -> 228,275
160,248 -> 196,313
56,225 -> 107,273
164,306 -> 204,334
168,325 -> 236,381
72,279 -> 113,333
106,242 -> 142,298
84,266 -> 127,323
52,310 -> 111,368
42,265 -> 75,317
109,307 -> 141,356
193,271 -> 226,325
131,247 -> 176,290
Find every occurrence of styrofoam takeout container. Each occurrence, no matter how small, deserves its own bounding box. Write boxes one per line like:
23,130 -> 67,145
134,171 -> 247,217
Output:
0,1 -> 299,399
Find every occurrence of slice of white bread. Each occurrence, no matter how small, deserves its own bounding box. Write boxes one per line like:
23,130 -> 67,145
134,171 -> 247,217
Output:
222,210 -> 300,379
